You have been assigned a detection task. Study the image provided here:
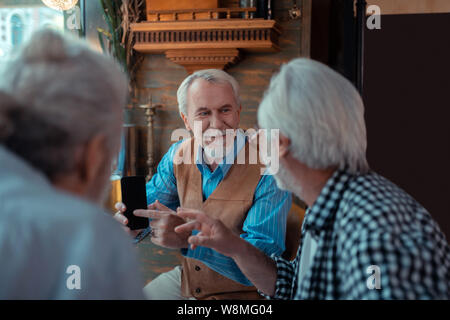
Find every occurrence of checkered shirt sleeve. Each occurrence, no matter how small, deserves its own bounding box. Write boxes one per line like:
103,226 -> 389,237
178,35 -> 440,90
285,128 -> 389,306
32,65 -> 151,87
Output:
257,252 -> 300,300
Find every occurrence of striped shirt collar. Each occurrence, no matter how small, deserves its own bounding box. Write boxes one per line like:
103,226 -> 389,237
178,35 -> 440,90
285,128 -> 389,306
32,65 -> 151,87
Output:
195,129 -> 247,177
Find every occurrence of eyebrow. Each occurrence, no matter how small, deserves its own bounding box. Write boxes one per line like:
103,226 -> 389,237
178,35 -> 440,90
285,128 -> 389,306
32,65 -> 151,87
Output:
195,104 -> 233,113
195,107 -> 209,113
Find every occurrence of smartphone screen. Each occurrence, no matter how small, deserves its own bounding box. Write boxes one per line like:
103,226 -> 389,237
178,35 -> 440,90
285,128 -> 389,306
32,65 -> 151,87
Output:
120,176 -> 149,230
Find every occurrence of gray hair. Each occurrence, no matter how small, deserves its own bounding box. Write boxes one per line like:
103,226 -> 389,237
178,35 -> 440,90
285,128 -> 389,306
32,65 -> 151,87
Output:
258,58 -> 369,174
176,69 -> 241,115
0,29 -> 128,179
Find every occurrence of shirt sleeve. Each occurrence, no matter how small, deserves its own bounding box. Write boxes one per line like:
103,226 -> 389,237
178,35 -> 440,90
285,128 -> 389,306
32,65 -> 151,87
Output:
240,174 -> 291,256
182,174 -> 292,286
259,254 -> 299,300
146,140 -> 183,210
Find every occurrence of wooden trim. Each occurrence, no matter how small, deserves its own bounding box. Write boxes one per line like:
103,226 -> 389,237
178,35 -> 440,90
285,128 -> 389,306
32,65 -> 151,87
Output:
165,48 -> 240,74
131,19 -> 281,33
148,8 -> 257,14
131,11 -> 282,72
134,41 -> 279,53
147,7 -> 258,22
367,0 -> 450,15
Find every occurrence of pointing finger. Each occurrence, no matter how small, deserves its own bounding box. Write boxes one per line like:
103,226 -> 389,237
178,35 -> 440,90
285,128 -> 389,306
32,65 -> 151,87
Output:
153,200 -> 171,211
188,235 -> 212,250
134,209 -> 181,220
175,220 -> 200,234
177,209 -> 214,225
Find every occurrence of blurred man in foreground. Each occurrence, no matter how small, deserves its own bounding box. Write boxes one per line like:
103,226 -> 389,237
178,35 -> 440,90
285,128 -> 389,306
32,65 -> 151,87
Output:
175,58 -> 450,299
0,30 -> 144,299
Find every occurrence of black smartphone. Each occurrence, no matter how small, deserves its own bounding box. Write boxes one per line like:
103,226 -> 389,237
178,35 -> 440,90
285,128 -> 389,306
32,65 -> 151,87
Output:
120,176 -> 149,230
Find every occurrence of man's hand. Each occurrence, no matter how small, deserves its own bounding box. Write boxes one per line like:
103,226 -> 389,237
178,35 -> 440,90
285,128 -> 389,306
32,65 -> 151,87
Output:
174,208 -> 242,258
176,208 -> 278,296
134,200 -> 190,249
113,202 -> 144,238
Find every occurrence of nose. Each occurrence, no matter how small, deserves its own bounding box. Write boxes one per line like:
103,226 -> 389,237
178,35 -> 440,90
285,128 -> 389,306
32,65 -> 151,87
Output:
209,112 -> 226,131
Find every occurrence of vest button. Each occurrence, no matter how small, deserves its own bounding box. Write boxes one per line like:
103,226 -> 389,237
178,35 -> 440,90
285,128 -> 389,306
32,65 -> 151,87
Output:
195,288 -> 201,294
195,265 -> 201,271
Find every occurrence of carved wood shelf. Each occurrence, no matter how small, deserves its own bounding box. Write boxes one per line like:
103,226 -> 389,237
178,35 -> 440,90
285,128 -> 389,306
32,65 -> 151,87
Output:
147,7 -> 257,21
130,16 -> 282,73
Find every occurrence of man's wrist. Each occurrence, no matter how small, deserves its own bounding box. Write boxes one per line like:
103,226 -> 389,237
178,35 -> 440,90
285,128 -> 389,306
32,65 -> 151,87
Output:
178,235 -> 190,249
229,234 -> 252,260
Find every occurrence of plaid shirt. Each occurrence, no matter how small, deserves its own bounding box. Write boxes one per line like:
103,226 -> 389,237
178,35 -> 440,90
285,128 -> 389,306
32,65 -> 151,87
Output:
267,169 -> 450,299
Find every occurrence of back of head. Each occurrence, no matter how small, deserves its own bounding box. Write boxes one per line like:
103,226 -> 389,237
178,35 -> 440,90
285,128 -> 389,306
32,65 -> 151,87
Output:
258,58 -> 369,174
0,29 -> 128,179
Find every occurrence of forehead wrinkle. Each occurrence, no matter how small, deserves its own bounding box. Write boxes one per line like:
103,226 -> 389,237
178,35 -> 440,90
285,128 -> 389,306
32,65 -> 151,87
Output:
188,79 -> 236,104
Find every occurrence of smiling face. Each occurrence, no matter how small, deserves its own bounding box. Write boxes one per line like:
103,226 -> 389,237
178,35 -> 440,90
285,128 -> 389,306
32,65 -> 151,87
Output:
181,78 -> 242,150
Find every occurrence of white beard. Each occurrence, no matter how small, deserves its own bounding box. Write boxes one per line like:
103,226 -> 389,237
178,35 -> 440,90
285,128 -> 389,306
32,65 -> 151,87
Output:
272,162 -> 304,200
202,129 -> 236,163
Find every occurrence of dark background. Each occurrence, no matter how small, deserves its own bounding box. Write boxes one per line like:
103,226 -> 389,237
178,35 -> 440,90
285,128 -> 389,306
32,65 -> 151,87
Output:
363,13 -> 450,239
310,0 -> 450,239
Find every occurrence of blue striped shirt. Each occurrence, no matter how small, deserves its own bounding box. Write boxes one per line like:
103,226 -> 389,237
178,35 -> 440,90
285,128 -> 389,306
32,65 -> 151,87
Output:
146,130 -> 291,285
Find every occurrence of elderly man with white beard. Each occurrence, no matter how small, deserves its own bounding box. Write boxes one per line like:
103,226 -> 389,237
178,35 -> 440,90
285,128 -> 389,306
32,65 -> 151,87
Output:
175,58 -> 450,299
115,69 -> 292,300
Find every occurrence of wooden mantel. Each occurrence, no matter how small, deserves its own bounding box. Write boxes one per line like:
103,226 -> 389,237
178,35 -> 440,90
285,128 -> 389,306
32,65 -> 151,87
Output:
130,17 -> 282,73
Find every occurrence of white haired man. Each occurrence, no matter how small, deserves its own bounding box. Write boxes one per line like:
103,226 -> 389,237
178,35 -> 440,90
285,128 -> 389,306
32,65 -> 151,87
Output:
175,58 -> 450,299
0,30 -> 144,299
115,69 -> 292,300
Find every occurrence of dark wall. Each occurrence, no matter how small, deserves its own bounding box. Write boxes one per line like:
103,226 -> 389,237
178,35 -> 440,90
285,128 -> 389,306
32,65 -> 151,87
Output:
363,13 -> 450,239
311,0 -> 355,81
310,0 -> 332,64
311,3 -> 450,239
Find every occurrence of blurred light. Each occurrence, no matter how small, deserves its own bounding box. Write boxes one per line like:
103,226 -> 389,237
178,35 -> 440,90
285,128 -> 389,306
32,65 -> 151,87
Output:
41,0 -> 79,11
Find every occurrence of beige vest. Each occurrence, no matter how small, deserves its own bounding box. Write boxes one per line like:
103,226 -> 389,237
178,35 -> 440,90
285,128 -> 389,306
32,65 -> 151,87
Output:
173,137 -> 266,300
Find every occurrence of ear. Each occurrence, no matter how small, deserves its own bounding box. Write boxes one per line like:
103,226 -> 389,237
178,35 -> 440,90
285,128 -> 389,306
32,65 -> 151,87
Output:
78,134 -> 107,184
236,104 -> 242,124
279,133 -> 291,158
237,104 -> 242,116
180,112 -> 192,132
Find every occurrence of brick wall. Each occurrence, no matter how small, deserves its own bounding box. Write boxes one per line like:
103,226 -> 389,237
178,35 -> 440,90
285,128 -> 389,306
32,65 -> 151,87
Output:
129,0 -> 307,169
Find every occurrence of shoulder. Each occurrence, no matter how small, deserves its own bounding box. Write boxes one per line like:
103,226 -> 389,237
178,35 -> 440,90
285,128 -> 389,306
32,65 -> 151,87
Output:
1,184 -> 129,251
167,138 -> 194,165
346,172 -> 417,207
339,172 -> 428,229
256,171 -> 289,195
172,137 -> 195,161
252,174 -> 292,214
336,171 -> 447,254
168,138 -> 188,154
0,186 -> 141,294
